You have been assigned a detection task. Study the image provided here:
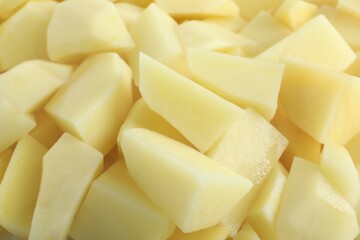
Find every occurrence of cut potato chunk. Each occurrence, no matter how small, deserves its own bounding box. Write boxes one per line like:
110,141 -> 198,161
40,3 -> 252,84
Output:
70,161 -> 175,240
45,53 -> 133,154
320,143 -> 360,207
206,108 -> 288,235
256,15 -> 355,71
115,2 -> 143,29
118,98 -> 191,146
0,1 -> 56,72
280,57 -> 360,144
0,95 -> 36,153
168,226 -> 230,240
248,163 -> 287,240
203,16 -> 246,32
121,128 -> 253,232
155,0 -> 239,18
0,136 -> 46,239
177,20 -> 254,52
29,111 -> 63,149
275,0 -> 318,29
233,0 -> 283,20
239,11 -> 291,57
127,3 -> 186,85
337,0 -> 360,18
139,53 -> 243,153
277,157 -> 359,240
187,49 -> 284,120
47,0 -> 133,63
29,133 -> 103,240
0,0 -> 28,19
0,60 -> 73,113
0,148 -> 12,183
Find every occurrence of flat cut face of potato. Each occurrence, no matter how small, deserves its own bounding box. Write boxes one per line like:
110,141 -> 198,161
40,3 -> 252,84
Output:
2,0 -> 360,239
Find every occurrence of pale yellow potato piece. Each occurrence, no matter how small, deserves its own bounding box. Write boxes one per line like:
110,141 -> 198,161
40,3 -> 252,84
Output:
304,0 -> 336,5
0,148 -> 12,183
239,11 -> 291,57
0,0 -> 28,19
272,103 -> 321,170
0,94 -> 36,153
176,20 -> 254,52
168,226 -> 230,240
234,223 -> 260,240
45,53 -> 133,154
319,5 -> 360,51
347,51 -> 360,77
0,1 -> 56,72
320,143 -> 360,207
346,131 -> 360,165
118,98 -> 191,146
337,0 -> 360,18
0,60 -> 73,113
187,49 -> 284,120
121,128 -> 253,233
233,0 -> 283,20
70,161 -> 175,240
280,57 -> 360,144
139,53 -> 243,153
0,136 -> 46,239
155,0 -> 239,18
126,3 -> 186,85
256,15 -> 356,71
29,111 -> 63,149
203,17 -> 247,32
206,108 -> 287,235
47,0 -> 133,63
115,2 -> 143,29
118,0 -> 152,7
277,157 -> 359,240
248,163 -> 288,240
275,0 -> 318,29
29,133 -> 103,240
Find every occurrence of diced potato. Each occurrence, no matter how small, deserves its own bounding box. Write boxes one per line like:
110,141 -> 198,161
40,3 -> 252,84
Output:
320,143 -> 360,207
248,163 -> 288,240
29,111 -> 63,149
121,128 -> 253,232
168,226 -> 230,240
233,0 -> 283,20
275,0 -> 318,29
0,1 -> 56,72
155,0 -> 239,19
176,20 -> 254,53
0,148 -> 12,183
277,157 -> 359,240
115,2 -> 143,29
29,133 -> 103,240
337,0 -> 360,18
47,0 -> 133,63
45,53 -> 133,154
256,15 -> 356,71
187,49 -> 284,120
118,98 -> 191,146
0,60 -> 73,113
0,135 -> 46,239
239,11 -> 291,57
280,57 -> 360,144
203,16 -> 247,32
234,222 -> 260,240
206,108 -> 288,235
319,5 -> 360,51
70,161 -> 175,240
139,53 -> 243,153
0,95 -> 36,153
271,102 -> 321,170
0,0 -> 29,19
127,3 -> 186,85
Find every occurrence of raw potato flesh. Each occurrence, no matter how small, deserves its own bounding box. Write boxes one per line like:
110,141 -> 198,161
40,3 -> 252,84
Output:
2,0 -> 360,239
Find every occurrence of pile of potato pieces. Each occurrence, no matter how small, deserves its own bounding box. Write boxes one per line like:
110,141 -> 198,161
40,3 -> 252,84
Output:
1,0 -> 360,239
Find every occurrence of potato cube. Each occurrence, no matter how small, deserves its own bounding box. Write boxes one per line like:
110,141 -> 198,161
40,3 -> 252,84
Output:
121,128 -> 252,232
233,0 -> 283,20
168,226 -> 230,240
70,161 -> 175,240
114,2 -> 143,29
29,133 -> 103,240
45,53 -> 133,154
